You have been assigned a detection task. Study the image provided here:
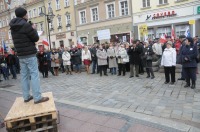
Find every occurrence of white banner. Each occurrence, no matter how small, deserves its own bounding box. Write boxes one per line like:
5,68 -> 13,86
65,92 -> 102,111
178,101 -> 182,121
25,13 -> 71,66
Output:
97,29 -> 111,40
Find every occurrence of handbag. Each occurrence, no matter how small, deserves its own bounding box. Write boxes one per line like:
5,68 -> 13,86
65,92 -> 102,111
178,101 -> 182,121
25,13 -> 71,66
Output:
146,55 -> 153,60
54,59 -> 59,63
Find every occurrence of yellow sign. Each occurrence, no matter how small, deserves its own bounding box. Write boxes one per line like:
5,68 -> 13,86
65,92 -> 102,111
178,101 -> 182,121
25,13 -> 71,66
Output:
189,20 -> 195,25
139,24 -> 148,37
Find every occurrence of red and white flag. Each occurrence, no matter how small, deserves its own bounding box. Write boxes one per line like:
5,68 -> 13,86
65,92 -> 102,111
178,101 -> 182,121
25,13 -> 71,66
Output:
160,34 -> 167,43
171,27 -> 175,40
42,39 -> 49,46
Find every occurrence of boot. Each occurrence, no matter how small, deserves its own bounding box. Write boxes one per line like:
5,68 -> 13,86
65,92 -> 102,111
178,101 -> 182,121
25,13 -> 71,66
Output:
69,71 -> 72,75
184,79 -> 190,88
191,80 -> 196,89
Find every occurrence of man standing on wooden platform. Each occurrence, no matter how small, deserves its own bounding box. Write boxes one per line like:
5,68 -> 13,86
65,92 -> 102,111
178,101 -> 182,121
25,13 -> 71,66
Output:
9,7 -> 49,104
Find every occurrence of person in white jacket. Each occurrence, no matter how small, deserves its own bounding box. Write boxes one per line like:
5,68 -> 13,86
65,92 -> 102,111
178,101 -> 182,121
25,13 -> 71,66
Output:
161,41 -> 176,84
116,44 -> 129,76
82,46 -> 91,74
62,47 -> 72,75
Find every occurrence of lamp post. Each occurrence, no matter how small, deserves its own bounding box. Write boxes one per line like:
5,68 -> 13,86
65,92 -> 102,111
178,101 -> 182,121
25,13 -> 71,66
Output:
39,7 -> 55,50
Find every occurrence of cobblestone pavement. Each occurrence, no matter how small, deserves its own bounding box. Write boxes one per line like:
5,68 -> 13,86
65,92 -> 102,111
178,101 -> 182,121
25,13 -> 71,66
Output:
0,91 -> 198,132
0,69 -> 200,129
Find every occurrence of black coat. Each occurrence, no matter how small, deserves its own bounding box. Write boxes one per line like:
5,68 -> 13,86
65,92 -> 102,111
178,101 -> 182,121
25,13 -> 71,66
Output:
70,49 -> 81,65
6,54 -> 16,66
90,47 -> 97,61
37,52 -> 48,66
181,44 -> 198,68
128,46 -> 142,65
142,46 -> 154,68
9,18 -> 39,56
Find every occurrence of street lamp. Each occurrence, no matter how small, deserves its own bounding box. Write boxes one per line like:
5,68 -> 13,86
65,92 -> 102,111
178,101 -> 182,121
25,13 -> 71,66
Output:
39,7 -> 55,50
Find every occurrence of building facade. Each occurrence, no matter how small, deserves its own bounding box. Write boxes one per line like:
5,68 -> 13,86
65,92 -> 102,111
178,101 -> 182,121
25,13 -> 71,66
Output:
132,0 -> 200,40
44,0 -> 77,49
0,0 -> 11,47
75,0 -> 133,45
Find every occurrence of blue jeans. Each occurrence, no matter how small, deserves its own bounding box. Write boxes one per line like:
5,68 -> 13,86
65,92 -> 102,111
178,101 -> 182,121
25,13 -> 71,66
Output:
19,56 -> 42,102
92,60 -> 98,73
111,67 -> 116,74
75,64 -> 81,72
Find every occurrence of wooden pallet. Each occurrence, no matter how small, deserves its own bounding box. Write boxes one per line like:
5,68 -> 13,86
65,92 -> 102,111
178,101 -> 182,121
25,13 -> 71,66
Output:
4,92 -> 58,132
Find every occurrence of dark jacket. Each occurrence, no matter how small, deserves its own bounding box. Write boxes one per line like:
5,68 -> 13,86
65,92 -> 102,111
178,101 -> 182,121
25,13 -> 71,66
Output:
181,44 -> 198,68
9,18 -> 39,57
90,47 -> 97,61
128,46 -> 141,65
70,48 -> 81,65
143,46 -> 154,67
6,54 -> 16,66
37,52 -> 48,66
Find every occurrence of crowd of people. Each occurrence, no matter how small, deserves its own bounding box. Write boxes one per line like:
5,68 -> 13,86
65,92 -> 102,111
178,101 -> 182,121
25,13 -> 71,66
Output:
0,35 -> 199,89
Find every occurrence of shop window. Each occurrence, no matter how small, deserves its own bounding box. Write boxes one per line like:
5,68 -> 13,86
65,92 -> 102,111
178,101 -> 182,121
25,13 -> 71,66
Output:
148,28 -> 154,39
175,25 -> 189,38
80,37 -> 87,45
156,27 -> 171,38
59,40 -> 64,48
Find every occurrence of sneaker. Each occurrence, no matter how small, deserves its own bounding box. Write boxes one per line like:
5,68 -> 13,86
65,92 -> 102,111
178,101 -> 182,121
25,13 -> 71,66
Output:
146,76 -> 150,78
151,76 -> 155,79
164,82 -> 169,84
129,76 -> 133,78
34,97 -> 49,104
24,96 -> 33,102
170,82 -> 174,85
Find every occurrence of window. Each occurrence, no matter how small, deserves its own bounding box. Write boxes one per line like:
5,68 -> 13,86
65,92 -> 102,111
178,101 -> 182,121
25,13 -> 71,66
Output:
57,16 -> 62,27
38,7 -> 43,16
2,20 -> 5,27
49,22 -> 53,30
33,8 -> 37,17
142,0 -> 150,7
74,0 -> 77,5
175,25 -> 189,38
120,1 -> 128,16
66,14 -> 71,25
106,3 -> 115,18
91,7 -> 99,22
56,0 -> 60,10
6,17 -> 9,25
40,22 -> 43,31
52,42 -> 56,49
79,10 -> 86,24
159,0 -> 168,5
28,10 -> 32,18
59,40 -> 64,48
66,14 -> 71,30
156,27 -> 171,38
48,2 -> 51,8
148,29 -> 154,39
0,21 -> 2,28
65,0 -> 69,7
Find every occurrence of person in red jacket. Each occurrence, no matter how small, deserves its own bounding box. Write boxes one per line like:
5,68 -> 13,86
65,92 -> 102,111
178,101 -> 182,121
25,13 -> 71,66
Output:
175,38 -> 181,55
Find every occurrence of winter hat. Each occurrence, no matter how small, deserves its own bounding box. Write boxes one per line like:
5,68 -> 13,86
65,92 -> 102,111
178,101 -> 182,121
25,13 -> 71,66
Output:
179,35 -> 186,39
186,37 -> 193,44
15,7 -> 27,18
166,41 -> 173,45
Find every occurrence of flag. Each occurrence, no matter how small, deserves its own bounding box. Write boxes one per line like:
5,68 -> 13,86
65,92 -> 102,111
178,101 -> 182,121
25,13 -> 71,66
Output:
37,31 -> 43,36
171,27 -> 175,40
160,34 -> 167,43
2,39 -> 7,54
184,27 -> 191,37
144,34 -> 148,43
42,39 -> 49,46
77,38 -> 84,48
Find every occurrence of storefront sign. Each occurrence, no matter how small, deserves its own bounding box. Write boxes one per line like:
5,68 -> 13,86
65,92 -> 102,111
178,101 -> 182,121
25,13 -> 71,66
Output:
146,10 -> 177,21
56,33 -> 66,40
189,20 -> 195,25
198,6 -> 200,14
139,24 -> 148,37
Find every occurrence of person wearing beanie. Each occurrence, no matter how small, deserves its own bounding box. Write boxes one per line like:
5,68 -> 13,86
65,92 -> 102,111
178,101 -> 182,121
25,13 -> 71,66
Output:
9,7 -> 49,104
180,37 -> 198,89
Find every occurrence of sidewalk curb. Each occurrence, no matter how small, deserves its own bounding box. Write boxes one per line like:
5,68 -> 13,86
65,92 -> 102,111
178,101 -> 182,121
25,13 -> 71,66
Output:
1,89 -> 200,132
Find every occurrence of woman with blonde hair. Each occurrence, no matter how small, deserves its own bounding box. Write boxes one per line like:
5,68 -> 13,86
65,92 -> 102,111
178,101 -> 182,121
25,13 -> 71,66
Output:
82,46 -> 91,74
62,47 -> 72,75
